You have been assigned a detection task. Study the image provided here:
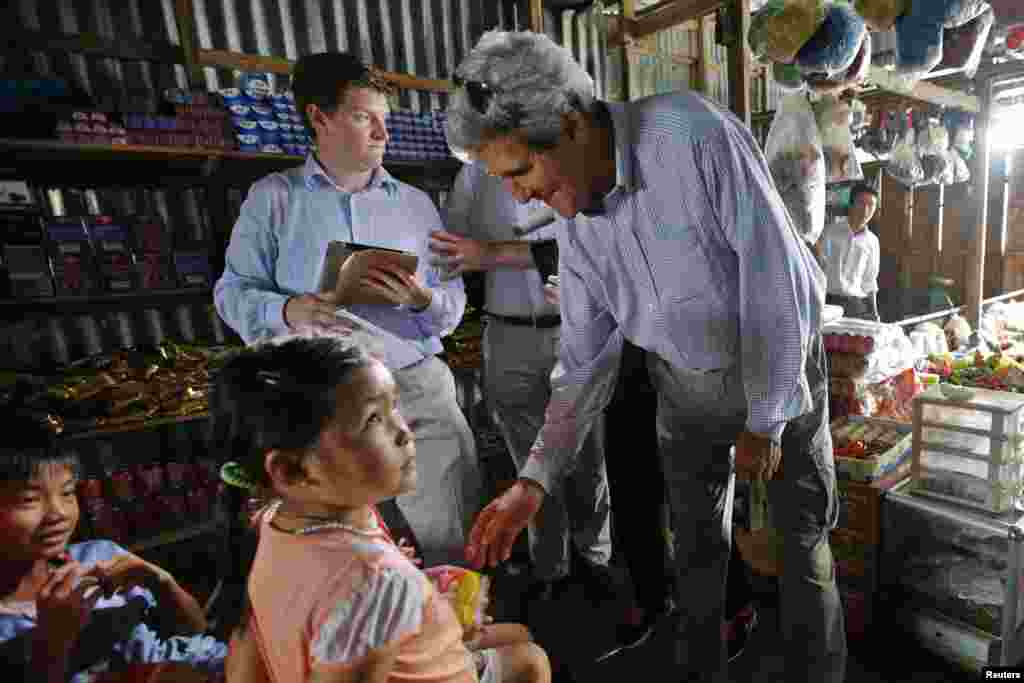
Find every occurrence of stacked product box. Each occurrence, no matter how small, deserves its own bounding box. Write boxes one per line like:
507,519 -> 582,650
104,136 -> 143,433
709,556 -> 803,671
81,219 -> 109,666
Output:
1,209 -> 52,298
45,217 -> 99,296
133,215 -> 175,290
86,216 -> 138,292
123,89 -> 230,148
386,109 -> 451,161
55,111 -> 127,145
223,73 -> 310,156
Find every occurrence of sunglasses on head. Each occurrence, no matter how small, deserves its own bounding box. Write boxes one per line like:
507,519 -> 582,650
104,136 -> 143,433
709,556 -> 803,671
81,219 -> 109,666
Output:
453,75 -> 499,114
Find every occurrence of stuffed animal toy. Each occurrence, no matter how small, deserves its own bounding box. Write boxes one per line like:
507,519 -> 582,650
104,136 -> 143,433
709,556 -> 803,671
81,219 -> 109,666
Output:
749,1 -> 871,94
854,0 -> 995,78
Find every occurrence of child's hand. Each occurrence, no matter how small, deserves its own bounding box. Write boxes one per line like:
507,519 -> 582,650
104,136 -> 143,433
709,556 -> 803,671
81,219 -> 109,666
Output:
88,552 -> 172,597
35,561 -> 102,656
396,538 -> 421,566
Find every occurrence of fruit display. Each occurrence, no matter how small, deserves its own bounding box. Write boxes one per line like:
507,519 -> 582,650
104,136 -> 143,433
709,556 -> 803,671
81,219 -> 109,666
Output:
926,350 -> 1024,394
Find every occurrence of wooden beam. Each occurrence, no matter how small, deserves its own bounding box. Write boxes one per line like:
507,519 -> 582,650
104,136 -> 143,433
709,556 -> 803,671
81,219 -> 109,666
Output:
868,66 -> 980,113
173,0 -> 204,90
197,49 -> 453,93
964,79 -> 994,328
2,27 -> 183,65
727,0 -> 751,127
633,0 -> 726,39
530,0 -> 545,33
696,14 -> 716,97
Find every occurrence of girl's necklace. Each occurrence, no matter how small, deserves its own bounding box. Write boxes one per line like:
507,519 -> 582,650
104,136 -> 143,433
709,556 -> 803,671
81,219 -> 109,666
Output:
267,500 -> 383,538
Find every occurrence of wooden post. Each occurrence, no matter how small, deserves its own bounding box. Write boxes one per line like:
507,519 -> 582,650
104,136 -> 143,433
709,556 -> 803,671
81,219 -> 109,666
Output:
529,0 -> 545,33
727,0 -> 751,127
173,0 -> 204,90
696,14 -> 716,97
933,182 -> 945,275
964,78 -> 993,329
620,0 -> 636,102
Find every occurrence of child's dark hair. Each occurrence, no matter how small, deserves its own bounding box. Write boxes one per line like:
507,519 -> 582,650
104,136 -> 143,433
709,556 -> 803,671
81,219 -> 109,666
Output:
291,52 -> 396,133
849,182 -> 879,204
0,412 -> 78,484
206,336 -> 372,637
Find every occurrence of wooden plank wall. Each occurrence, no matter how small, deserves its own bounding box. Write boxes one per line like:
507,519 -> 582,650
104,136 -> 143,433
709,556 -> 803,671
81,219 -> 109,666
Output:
875,149 -> 1020,309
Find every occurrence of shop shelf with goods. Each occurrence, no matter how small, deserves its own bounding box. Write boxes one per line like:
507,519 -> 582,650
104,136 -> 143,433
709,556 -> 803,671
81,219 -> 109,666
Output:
879,478 -> 1024,671
909,385 -> 1024,515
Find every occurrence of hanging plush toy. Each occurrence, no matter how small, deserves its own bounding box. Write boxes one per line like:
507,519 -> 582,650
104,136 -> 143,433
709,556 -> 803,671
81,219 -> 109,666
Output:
749,1 -> 871,94
854,0 -> 995,80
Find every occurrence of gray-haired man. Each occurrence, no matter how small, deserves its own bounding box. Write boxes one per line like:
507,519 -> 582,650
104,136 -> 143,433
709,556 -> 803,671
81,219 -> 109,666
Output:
448,31 -> 844,683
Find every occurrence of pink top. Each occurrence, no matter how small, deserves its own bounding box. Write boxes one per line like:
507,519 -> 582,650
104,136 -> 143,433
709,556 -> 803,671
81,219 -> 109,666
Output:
247,505 -> 476,683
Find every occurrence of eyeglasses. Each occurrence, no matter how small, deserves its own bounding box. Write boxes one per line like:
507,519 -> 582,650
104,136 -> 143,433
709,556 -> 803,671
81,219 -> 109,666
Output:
453,75 -> 498,114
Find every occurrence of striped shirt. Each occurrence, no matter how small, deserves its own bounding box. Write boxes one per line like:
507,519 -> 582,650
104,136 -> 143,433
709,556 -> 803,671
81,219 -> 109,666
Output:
214,156 -> 466,363
444,162 -> 559,318
520,91 -> 826,493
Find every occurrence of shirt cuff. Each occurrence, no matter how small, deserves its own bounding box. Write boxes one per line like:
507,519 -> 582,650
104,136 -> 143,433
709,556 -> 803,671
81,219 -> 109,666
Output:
409,290 -> 444,321
518,455 -> 557,497
266,296 -> 290,335
746,418 -> 786,443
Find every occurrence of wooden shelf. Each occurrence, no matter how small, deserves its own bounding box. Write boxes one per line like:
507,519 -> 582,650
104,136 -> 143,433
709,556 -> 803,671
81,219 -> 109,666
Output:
129,519 -> 219,553
0,138 -> 463,188
0,288 -> 214,316
61,412 -> 209,442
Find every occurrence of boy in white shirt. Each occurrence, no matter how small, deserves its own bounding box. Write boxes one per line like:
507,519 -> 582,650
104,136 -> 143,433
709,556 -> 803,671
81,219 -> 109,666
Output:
819,183 -> 881,321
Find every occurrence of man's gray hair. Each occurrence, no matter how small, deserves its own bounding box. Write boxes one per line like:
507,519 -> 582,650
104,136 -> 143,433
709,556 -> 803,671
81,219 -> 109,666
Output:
445,30 -> 597,159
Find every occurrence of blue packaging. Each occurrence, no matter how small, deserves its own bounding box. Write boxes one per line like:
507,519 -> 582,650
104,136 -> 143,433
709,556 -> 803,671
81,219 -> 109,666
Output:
228,103 -> 251,118
279,132 -> 295,143
289,113 -> 303,124
236,133 -> 260,152
272,99 -> 290,111
234,118 -> 259,133
220,88 -> 243,104
275,111 -> 291,124
250,104 -> 274,121
260,144 -> 284,154
238,73 -> 273,102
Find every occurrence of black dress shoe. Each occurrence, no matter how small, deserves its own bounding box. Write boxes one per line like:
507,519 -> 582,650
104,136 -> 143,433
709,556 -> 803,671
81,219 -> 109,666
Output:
594,602 -> 673,663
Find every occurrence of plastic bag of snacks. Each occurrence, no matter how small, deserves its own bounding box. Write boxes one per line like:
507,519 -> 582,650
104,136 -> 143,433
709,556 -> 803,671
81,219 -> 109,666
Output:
747,0 -> 827,64
765,92 -> 826,244
424,565 -> 491,630
887,111 -> 924,187
814,95 -> 863,183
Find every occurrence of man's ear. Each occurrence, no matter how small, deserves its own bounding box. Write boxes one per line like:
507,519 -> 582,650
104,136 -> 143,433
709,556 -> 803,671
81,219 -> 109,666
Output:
561,110 -> 587,143
264,449 -> 313,491
307,104 -> 328,136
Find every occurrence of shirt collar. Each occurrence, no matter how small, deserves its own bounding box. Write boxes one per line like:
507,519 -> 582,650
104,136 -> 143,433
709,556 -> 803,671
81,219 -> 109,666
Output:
580,101 -> 637,217
302,154 -> 398,197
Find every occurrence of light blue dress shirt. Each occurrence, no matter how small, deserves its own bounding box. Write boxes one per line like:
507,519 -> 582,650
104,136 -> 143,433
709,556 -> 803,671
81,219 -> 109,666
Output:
444,162 -> 558,318
520,91 -> 827,493
214,155 -> 466,365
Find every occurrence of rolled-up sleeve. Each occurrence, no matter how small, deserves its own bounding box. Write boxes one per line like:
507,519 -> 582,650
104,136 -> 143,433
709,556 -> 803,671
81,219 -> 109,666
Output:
698,124 -> 816,441
519,233 -> 622,493
409,196 -> 466,339
214,178 -> 291,345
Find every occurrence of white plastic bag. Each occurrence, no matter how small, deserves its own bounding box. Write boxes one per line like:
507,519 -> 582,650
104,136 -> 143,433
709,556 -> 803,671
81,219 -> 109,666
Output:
887,113 -> 924,187
814,95 -> 863,183
765,92 -> 826,244
918,117 -> 950,185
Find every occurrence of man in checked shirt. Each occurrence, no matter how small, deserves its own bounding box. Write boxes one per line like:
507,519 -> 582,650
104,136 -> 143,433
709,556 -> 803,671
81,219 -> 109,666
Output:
445,31 -> 843,683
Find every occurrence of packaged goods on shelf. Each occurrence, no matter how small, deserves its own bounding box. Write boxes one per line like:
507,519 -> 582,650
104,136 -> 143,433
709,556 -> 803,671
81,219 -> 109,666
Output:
823,318 -> 917,384
910,386 -> 1024,514
46,217 -> 99,295
1,210 -> 52,298
86,217 -> 138,292
831,415 -> 912,482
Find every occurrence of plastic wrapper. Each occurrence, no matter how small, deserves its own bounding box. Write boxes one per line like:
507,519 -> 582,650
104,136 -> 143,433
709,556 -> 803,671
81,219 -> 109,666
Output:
887,121 -> 924,187
814,95 -> 863,183
794,2 -> 867,76
917,117 -> 950,185
748,0 -> 827,64
765,92 -> 826,244
424,565 -> 491,630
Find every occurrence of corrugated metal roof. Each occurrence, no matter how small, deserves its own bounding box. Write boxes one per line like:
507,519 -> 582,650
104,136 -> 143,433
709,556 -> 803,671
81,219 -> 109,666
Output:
11,0 -> 515,112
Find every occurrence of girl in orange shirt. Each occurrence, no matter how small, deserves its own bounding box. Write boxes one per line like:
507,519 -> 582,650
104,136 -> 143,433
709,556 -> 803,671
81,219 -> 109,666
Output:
208,336 -> 549,683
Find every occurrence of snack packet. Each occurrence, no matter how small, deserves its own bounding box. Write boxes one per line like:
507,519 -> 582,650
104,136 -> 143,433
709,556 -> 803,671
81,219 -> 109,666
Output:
424,565 -> 491,630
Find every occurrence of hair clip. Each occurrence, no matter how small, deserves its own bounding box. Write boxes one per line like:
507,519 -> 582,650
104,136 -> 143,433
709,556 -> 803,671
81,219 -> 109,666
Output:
221,461 -> 259,492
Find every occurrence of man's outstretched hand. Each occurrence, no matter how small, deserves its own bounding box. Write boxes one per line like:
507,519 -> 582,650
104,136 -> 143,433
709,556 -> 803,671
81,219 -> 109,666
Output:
465,479 -> 545,569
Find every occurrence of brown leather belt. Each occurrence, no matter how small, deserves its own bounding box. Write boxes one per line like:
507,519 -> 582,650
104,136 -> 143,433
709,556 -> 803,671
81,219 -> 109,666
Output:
484,312 -> 562,328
